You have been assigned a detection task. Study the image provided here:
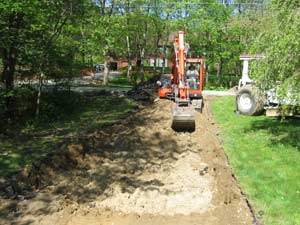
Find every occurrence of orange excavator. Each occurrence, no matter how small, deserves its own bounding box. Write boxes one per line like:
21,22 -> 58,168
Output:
157,31 -> 205,131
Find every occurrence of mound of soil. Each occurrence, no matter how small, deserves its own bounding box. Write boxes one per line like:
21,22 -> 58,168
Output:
0,70 -> 256,225
0,95 -> 257,225
127,74 -> 160,101
1,143 -> 88,199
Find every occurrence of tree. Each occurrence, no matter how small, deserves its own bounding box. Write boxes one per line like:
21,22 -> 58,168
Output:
0,0 -> 89,118
0,1 -> 31,89
250,3 -> 300,105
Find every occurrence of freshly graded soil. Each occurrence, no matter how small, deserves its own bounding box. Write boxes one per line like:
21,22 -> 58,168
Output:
0,97 -> 255,225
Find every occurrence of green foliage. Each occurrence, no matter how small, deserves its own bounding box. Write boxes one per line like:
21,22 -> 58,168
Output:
205,74 -> 240,88
0,0 -> 269,88
38,91 -> 83,122
0,87 -> 36,124
249,6 -> 300,105
0,0 -> 91,81
0,0 -> 273,130
212,96 -> 300,225
271,0 -> 300,8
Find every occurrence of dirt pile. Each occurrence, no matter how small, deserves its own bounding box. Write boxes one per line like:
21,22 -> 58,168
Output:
1,143 -> 88,198
1,97 -> 256,225
127,74 -> 160,101
1,78 -> 158,200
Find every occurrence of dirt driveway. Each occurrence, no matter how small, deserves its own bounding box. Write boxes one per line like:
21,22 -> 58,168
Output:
0,97 -> 255,225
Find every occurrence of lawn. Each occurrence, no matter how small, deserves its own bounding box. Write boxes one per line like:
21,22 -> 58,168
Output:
211,96 -> 300,225
0,92 -> 137,177
108,73 -> 156,88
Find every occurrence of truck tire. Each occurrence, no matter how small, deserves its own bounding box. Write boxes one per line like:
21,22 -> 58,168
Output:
236,87 -> 265,116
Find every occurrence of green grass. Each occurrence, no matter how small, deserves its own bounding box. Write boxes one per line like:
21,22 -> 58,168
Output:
0,94 -> 137,177
211,96 -> 300,225
108,76 -> 133,88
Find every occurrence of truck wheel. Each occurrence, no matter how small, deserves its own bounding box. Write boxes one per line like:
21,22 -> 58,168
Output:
236,87 -> 265,116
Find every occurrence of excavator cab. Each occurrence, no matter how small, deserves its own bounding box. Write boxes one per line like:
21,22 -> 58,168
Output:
186,59 -> 204,111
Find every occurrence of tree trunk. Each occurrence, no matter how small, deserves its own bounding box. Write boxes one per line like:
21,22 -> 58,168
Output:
103,47 -> 109,85
89,53 -> 93,68
162,45 -> 166,75
238,2 -> 242,14
137,32 -> 147,83
80,29 -> 86,66
217,56 -> 223,86
154,33 -> 161,72
126,36 -> 132,81
205,64 -> 209,84
139,47 -> 145,83
1,12 -> 23,90
2,47 -> 17,90
36,73 -> 44,117
103,58 -> 109,85
81,52 -> 86,65
2,47 -> 17,119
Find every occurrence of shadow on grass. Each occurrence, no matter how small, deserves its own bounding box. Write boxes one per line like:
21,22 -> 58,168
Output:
0,91 -> 138,177
246,117 -> 300,151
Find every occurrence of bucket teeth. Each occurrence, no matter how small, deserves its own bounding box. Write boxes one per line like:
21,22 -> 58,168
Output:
171,104 -> 195,132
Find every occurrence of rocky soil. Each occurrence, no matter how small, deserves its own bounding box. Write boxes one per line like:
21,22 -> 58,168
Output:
0,97 -> 257,225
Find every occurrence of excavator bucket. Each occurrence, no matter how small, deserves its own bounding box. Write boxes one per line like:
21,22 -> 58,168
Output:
171,104 -> 195,132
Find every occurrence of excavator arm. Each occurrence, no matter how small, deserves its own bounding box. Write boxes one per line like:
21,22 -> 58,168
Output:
171,31 -> 194,131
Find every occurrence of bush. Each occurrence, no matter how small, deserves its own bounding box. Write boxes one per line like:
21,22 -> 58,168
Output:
0,87 -> 83,131
0,87 -> 37,122
38,91 -> 84,123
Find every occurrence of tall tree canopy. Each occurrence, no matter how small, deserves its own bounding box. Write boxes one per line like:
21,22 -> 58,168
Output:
250,1 -> 300,104
0,0 -> 282,91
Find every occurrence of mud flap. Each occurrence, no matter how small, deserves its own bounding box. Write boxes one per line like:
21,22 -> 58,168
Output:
171,104 -> 195,132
